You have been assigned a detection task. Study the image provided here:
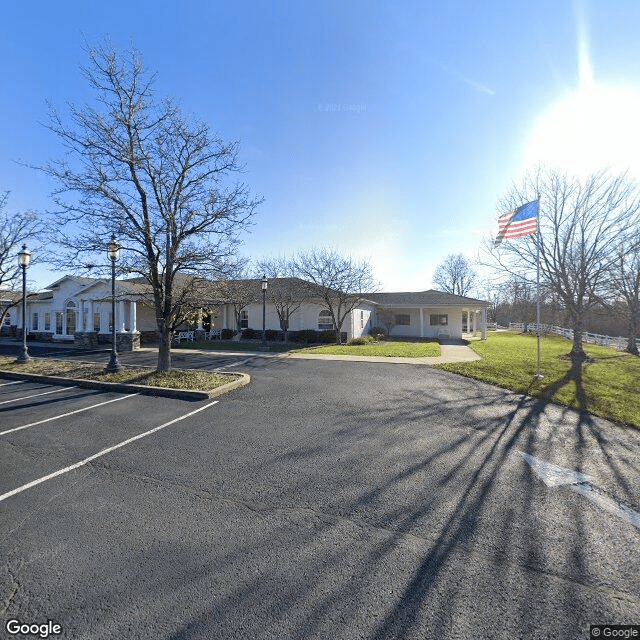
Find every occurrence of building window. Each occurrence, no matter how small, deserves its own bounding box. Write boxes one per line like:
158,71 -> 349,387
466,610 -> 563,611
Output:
395,314 -> 411,326
44,313 -> 51,331
239,310 -> 249,329
66,301 -> 76,335
55,312 -> 63,334
32,312 -> 38,331
430,314 -> 448,326
318,309 -> 334,331
93,312 -> 101,332
360,310 -> 365,329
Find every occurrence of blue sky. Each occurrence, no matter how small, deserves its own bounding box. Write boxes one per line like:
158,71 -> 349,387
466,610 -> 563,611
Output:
3,0 -> 640,292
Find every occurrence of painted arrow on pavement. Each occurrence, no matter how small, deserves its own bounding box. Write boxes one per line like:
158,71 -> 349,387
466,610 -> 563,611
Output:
521,452 -> 640,531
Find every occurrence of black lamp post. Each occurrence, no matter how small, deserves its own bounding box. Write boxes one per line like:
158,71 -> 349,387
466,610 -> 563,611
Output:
261,275 -> 268,350
16,244 -> 30,364
104,235 -> 122,373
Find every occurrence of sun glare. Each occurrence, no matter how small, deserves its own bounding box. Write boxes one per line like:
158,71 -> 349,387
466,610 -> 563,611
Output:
524,84 -> 640,179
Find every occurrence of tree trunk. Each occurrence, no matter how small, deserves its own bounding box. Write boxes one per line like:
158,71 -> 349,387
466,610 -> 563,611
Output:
569,316 -> 587,365
627,311 -> 639,356
157,326 -> 172,372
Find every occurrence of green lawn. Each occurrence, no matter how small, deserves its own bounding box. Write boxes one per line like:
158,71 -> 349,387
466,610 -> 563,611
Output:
294,341 -> 441,357
435,332 -> 640,429
0,356 -> 240,391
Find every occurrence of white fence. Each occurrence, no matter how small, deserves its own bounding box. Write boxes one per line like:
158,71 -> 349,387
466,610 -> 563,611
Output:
508,323 -> 629,351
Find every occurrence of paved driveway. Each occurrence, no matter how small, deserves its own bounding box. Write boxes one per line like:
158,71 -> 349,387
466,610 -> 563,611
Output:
1,355 -> 639,639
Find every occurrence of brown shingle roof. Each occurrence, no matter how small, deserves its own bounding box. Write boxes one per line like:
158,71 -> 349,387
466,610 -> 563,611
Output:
363,289 -> 491,307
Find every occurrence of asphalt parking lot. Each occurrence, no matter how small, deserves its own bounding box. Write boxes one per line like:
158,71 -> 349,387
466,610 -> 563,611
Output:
1,354 -> 639,640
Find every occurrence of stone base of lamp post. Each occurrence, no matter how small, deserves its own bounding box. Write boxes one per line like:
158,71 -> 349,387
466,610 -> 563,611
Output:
104,352 -> 122,373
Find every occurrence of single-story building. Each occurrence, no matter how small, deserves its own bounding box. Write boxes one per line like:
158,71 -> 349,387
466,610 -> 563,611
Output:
4,275 -> 491,349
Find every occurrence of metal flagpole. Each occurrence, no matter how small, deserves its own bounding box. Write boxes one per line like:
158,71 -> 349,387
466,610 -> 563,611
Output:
535,200 -> 542,378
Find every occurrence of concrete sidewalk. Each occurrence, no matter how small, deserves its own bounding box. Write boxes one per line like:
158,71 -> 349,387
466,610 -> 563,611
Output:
284,343 -> 481,365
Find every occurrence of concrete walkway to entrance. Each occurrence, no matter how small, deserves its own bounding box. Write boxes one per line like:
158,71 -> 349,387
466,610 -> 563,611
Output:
0,337 -> 481,366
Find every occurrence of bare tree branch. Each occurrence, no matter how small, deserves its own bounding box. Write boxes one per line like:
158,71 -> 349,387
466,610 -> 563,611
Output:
36,39 -> 261,371
480,167 -> 640,364
432,254 -> 477,296
255,256 -> 307,343
294,248 -> 377,343
0,192 -> 43,328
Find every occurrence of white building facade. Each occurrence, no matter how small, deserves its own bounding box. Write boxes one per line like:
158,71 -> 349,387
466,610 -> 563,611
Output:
5,276 -> 490,348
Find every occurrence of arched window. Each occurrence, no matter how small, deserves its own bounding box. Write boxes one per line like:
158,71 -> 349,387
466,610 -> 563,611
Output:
318,310 -> 334,331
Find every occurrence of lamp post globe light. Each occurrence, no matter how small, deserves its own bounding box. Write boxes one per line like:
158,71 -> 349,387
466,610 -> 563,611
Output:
261,275 -> 268,351
16,244 -> 31,364
104,235 -> 122,373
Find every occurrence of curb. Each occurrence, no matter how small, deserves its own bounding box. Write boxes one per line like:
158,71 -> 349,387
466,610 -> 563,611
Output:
0,369 -> 250,402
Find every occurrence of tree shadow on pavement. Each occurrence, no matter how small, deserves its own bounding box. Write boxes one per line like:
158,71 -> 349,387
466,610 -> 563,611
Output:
7,366 -> 639,640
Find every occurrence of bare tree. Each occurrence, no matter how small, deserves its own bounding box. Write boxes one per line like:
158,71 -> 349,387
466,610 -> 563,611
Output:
610,234 -> 640,355
375,307 -> 396,336
432,254 -> 476,296
505,275 -> 537,330
255,256 -> 306,343
295,248 -> 376,343
0,192 -> 42,329
211,260 -> 259,337
485,168 -> 640,365
39,40 -> 261,371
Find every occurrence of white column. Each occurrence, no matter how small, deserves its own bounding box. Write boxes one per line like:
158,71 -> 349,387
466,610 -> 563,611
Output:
118,301 -> 126,332
130,301 -> 137,332
80,300 -> 86,331
197,308 -> 203,330
89,300 -> 94,331
102,306 -> 109,334
481,307 -> 487,340
419,308 -> 424,338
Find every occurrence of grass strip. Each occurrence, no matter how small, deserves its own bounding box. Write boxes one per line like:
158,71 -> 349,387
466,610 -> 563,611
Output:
435,332 -> 640,429
175,340 -> 291,353
0,356 -> 240,392
294,341 -> 441,357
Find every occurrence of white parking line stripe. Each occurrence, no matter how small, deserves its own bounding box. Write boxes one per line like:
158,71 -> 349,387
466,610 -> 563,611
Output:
0,393 -> 139,436
0,381 -> 22,387
0,387 -> 75,406
0,400 -> 219,503
214,357 -> 253,371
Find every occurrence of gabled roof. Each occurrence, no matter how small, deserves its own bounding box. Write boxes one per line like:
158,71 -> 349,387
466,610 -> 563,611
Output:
75,278 -> 150,297
363,289 -> 491,307
45,275 -> 98,290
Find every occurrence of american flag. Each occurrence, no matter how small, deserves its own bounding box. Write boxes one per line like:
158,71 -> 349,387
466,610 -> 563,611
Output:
494,200 -> 538,246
